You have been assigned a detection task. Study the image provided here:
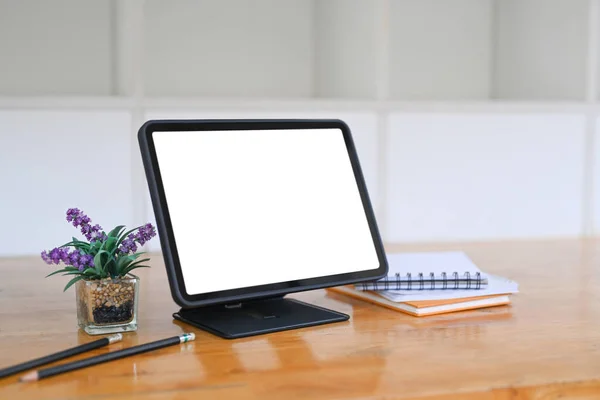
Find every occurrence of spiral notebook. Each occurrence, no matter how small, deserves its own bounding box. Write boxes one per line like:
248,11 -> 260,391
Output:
355,251 -> 488,291
328,285 -> 511,317
377,274 -> 518,302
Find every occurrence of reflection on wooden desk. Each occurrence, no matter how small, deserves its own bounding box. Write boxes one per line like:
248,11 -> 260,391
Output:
2,238 -> 600,399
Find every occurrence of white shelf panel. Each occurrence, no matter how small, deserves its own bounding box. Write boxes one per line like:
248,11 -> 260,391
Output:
314,0 -> 378,99
493,0 -> 589,100
0,105 -> 595,256
389,0 -> 493,100
0,110 -> 133,256
142,97 -> 596,114
0,0 -> 113,96
143,0 -> 314,98
0,96 -> 134,109
386,113 -> 586,242
0,0 -> 597,102
0,96 -> 595,114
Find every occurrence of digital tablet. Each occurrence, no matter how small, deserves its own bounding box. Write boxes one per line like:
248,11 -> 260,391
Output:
138,119 -> 387,309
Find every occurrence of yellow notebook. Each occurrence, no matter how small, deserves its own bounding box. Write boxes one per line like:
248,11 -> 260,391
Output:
327,285 -> 511,317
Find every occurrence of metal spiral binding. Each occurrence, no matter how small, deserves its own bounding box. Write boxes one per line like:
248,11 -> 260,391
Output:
359,270 -> 485,291
452,272 -> 459,289
441,272 -> 447,289
465,271 -> 471,289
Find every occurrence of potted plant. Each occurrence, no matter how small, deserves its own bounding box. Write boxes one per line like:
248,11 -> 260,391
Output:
41,208 -> 157,335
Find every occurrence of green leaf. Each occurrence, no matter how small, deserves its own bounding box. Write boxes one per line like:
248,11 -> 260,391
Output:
61,244 -> 91,253
46,267 -> 76,278
101,236 -> 118,253
60,237 -> 91,248
93,250 -> 111,278
118,254 -> 136,266
120,257 -> 151,276
83,268 -> 98,276
62,271 -> 84,276
72,237 -> 89,245
128,258 -> 150,268
116,226 -> 142,249
107,225 -> 126,238
58,238 -> 78,246
93,252 -> 103,271
123,253 -> 143,265
91,240 -> 102,253
115,254 -> 135,276
122,264 -> 150,276
82,268 -> 101,280
59,242 -> 90,249
105,259 -> 117,277
63,276 -> 84,292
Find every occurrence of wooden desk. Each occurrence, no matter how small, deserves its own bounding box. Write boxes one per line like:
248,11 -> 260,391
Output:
2,238 -> 600,399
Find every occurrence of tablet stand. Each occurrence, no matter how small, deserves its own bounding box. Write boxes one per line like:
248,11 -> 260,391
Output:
173,296 -> 349,339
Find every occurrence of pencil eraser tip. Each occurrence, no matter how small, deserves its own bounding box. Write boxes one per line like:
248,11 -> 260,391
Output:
108,333 -> 123,343
180,332 -> 196,343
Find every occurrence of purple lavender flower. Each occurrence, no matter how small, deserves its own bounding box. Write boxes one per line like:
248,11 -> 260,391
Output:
66,208 -> 79,223
135,223 -> 156,246
118,223 -> 156,254
41,247 -> 94,271
73,252 -> 94,271
119,238 -> 138,254
49,248 -> 60,264
41,250 -> 51,264
42,247 -> 70,265
68,251 -> 80,269
80,254 -> 94,268
90,224 -> 106,241
65,208 -> 106,242
60,248 -> 70,264
42,208 -> 114,277
81,224 -> 91,236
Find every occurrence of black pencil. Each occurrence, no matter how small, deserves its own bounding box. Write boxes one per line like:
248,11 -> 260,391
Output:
20,333 -> 196,382
0,334 -> 122,379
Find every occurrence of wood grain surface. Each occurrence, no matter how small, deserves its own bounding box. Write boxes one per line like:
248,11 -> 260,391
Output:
2,238 -> 600,399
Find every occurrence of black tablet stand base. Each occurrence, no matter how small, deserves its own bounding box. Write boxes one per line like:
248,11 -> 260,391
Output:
173,296 -> 349,339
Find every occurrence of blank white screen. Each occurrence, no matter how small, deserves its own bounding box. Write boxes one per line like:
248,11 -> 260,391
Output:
153,129 -> 380,295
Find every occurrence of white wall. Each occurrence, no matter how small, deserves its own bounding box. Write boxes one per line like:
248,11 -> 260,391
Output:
389,0 -> 493,100
0,0 -> 594,101
314,0 -> 378,99
0,110 -> 133,256
493,0 -> 589,100
1,0 -> 600,257
0,0 -> 113,95
386,113 -> 585,242
143,0 -> 314,97
1,105 -> 597,257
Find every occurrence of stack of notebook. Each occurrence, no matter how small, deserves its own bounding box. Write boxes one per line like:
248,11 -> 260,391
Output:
328,251 -> 518,317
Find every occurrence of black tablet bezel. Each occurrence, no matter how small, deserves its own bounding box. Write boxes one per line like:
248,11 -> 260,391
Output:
138,119 -> 388,309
